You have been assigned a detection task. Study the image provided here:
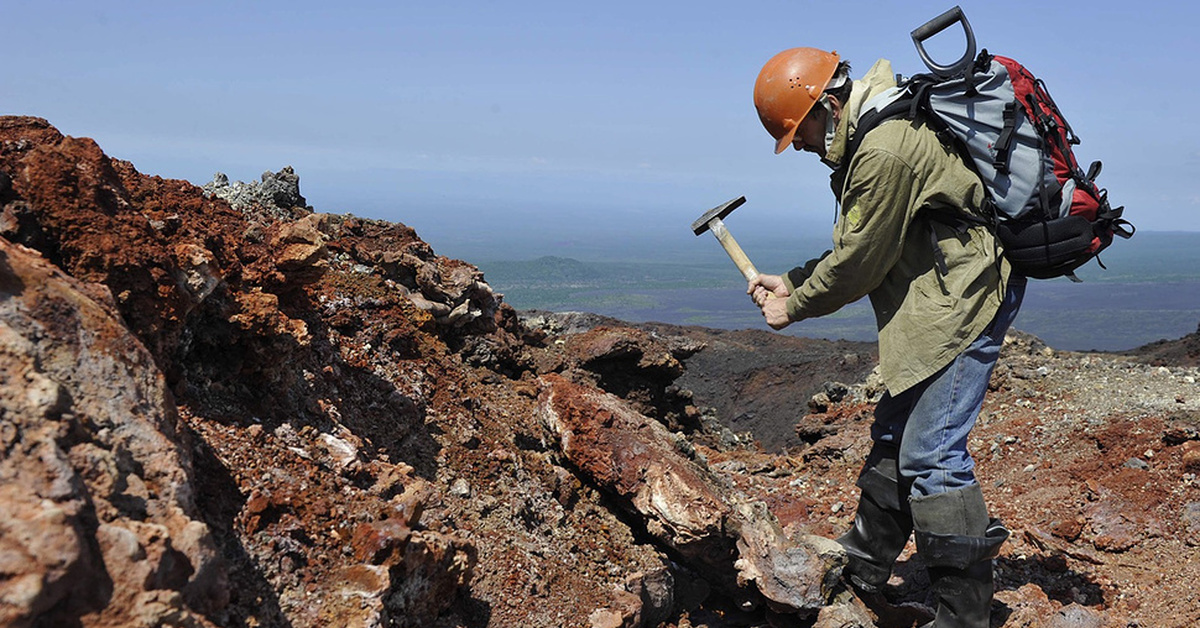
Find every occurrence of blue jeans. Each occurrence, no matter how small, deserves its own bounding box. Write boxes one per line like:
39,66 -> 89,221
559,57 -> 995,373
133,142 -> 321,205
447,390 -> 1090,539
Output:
870,278 -> 1026,498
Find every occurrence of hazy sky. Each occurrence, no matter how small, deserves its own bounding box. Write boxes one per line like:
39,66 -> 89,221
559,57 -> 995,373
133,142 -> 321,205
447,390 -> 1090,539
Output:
4,1 -> 1195,263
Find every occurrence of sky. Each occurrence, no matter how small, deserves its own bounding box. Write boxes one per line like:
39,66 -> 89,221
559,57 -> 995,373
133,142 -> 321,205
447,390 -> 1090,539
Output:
4,0 -> 1196,264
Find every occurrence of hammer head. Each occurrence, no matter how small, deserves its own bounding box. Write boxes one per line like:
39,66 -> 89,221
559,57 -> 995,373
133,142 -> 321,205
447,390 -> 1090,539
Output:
691,196 -> 747,235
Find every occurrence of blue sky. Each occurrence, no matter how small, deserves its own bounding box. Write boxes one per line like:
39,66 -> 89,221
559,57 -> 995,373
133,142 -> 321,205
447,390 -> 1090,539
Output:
4,1 -> 1196,263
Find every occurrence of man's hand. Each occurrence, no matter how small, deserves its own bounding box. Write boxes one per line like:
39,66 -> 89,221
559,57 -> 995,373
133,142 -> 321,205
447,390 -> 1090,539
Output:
760,296 -> 792,329
747,273 -> 793,329
747,273 -> 790,304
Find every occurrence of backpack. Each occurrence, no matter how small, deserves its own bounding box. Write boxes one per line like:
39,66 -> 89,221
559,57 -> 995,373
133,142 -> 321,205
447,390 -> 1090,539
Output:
848,6 -> 1134,280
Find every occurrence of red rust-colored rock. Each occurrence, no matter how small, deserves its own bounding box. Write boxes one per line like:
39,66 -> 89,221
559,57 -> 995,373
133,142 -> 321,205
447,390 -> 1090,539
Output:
538,374 -> 733,559
350,519 -> 413,565
537,374 -> 844,616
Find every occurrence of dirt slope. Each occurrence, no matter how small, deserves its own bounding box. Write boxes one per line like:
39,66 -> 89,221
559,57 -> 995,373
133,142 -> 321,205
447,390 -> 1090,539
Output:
1,116 -> 1198,628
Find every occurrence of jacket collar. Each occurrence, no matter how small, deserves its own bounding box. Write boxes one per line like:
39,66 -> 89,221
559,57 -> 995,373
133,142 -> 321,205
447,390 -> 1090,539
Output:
822,58 -> 897,170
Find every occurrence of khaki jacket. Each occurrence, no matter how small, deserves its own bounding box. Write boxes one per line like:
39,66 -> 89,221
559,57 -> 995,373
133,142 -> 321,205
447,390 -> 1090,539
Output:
782,59 -> 1013,395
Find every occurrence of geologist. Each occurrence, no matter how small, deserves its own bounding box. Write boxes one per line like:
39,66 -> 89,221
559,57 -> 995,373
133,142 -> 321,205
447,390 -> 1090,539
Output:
747,47 -> 1026,627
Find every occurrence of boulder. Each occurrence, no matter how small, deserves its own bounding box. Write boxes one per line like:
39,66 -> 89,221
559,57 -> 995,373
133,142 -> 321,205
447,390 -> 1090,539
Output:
537,374 -> 845,617
0,239 -> 227,626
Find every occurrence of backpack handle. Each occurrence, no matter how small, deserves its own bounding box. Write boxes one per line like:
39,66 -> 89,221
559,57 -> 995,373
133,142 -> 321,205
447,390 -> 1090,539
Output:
911,5 -> 977,78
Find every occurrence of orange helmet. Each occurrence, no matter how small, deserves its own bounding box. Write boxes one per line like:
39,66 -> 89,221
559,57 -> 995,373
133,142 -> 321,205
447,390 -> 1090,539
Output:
753,48 -> 841,154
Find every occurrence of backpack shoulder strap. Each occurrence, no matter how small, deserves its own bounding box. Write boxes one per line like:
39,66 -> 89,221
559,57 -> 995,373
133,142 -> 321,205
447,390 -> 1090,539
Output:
840,77 -> 942,174
845,93 -> 912,165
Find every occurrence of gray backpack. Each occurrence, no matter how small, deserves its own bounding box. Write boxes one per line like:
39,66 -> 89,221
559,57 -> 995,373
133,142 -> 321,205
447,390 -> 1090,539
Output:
848,6 -> 1133,280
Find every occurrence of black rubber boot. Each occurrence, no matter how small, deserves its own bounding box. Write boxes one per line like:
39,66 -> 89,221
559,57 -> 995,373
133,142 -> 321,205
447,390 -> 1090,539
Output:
837,445 -> 913,593
910,484 -> 1008,628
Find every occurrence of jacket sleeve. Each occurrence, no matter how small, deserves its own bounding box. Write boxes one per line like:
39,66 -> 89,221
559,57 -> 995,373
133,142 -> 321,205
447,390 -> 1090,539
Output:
781,250 -> 831,294
786,146 -> 920,322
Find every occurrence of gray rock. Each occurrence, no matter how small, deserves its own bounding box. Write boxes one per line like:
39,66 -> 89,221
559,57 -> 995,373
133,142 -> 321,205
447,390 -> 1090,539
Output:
1183,502 -> 1200,545
1043,603 -> 1107,628
202,166 -> 310,220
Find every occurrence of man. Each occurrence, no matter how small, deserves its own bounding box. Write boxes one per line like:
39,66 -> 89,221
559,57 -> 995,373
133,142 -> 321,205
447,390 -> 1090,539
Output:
748,47 -> 1025,627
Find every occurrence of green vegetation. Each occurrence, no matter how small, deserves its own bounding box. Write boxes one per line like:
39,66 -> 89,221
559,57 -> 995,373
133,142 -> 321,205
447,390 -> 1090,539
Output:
478,256 -> 743,311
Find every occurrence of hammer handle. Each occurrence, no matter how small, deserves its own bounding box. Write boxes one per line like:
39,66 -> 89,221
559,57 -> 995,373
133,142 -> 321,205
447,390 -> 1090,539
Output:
711,221 -> 759,282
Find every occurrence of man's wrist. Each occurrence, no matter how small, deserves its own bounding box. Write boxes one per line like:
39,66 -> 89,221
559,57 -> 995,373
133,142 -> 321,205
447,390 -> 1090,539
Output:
784,295 -> 804,323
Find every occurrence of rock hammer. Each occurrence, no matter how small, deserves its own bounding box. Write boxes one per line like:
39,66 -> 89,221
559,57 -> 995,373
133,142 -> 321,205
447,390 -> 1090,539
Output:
691,196 -> 762,282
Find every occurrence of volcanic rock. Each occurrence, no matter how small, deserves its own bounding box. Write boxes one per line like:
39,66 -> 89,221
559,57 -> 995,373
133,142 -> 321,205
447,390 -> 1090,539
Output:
0,238 -> 225,626
3,114 -> 1200,627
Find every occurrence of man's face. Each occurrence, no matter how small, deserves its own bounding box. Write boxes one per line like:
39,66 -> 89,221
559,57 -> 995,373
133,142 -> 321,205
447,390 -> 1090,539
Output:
790,105 -> 828,157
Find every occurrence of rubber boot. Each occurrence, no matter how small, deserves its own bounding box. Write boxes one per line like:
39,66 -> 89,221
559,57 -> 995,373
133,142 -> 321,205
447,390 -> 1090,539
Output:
910,484 -> 1008,628
837,446 -> 913,593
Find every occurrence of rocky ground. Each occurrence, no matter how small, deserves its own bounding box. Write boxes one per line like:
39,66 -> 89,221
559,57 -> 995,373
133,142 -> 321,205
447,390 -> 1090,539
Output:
681,327 -> 1200,627
1,116 -> 1197,627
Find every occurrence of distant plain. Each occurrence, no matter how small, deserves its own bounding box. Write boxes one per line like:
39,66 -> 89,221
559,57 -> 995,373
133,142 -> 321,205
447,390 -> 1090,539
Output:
471,231 -> 1200,352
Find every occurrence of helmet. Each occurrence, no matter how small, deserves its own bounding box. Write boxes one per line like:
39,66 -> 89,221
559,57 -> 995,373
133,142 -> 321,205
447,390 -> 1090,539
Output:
753,48 -> 840,154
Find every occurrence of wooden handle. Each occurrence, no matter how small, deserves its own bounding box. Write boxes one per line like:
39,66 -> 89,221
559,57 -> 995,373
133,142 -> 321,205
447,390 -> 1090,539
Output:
710,220 -> 759,282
